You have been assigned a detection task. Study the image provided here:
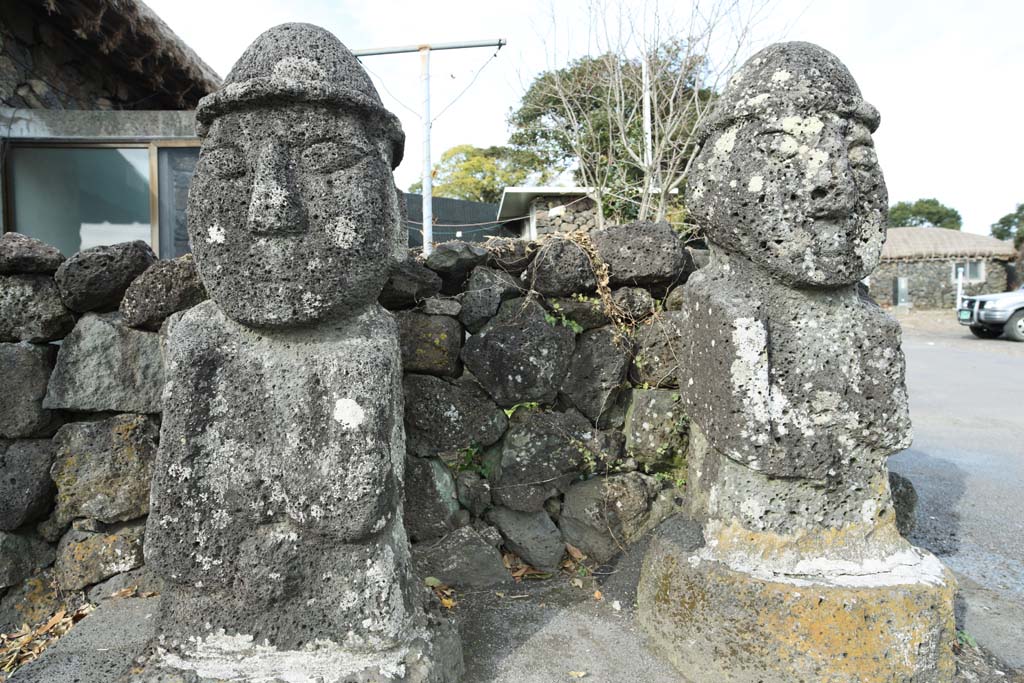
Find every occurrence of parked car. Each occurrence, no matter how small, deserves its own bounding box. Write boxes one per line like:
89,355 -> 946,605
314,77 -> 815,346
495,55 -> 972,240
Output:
957,285 -> 1024,341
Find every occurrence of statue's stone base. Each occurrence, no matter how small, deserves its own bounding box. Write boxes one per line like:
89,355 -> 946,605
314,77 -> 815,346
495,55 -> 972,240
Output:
127,616 -> 463,683
638,527 -> 957,683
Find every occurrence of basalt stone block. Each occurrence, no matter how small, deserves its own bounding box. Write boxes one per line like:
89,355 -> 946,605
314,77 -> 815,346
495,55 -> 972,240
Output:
591,221 -> 691,287
485,507 -> 564,571
0,232 -> 65,274
412,526 -> 510,588
560,326 -> 631,428
0,531 -> 55,589
0,274 -> 75,342
0,440 -> 55,531
54,522 -> 145,591
86,565 -> 163,604
623,388 -> 689,468
403,374 -> 507,459
39,415 -> 158,541
43,313 -> 164,414
484,237 -> 534,275
54,240 -> 156,313
663,285 -> 685,311
0,568 -> 64,633
420,296 -> 461,316
404,456 -> 460,543
459,266 -> 521,333
631,311 -> 686,388
462,297 -> 575,407
545,296 -> 609,330
425,241 -> 488,294
455,471 -> 492,518
612,286 -> 655,320
558,472 -> 667,564
490,409 -> 592,512
379,259 -> 443,310
527,238 -> 596,296
0,342 -> 59,438
120,254 -> 207,331
396,310 -> 462,377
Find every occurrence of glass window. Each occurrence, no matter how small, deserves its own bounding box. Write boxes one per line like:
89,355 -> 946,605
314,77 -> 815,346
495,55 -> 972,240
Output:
157,146 -> 200,258
951,260 -> 985,283
9,146 -> 151,256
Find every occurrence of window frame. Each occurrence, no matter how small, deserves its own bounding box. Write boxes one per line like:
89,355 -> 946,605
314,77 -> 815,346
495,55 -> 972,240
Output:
950,259 -> 986,284
3,139 -> 201,258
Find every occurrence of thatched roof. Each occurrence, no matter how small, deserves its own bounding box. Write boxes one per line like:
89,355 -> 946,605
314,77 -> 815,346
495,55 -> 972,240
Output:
37,0 -> 220,108
881,227 -> 1018,262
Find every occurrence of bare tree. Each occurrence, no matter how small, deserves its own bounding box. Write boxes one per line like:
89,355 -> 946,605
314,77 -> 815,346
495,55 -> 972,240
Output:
510,0 -> 773,230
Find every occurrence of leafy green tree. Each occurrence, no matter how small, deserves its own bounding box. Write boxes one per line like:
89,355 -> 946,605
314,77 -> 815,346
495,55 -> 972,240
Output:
991,203 -> 1024,249
888,199 -> 962,229
408,145 -> 551,205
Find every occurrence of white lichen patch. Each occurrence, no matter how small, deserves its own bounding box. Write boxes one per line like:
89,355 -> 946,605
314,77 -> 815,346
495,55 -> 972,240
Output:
781,115 -> 824,138
747,176 -> 764,193
331,215 -> 358,249
713,127 -> 738,161
730,318 -> 770,429
332,398 -> 365,430
207,224 -> 226,244
771,69 -> 792,83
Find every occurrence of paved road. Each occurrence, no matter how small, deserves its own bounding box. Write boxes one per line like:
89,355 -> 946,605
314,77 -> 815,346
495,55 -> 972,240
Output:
890,314 -> 1024,668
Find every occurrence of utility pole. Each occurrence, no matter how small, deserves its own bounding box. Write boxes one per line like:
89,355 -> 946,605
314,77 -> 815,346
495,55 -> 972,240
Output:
354,39 -> 506,256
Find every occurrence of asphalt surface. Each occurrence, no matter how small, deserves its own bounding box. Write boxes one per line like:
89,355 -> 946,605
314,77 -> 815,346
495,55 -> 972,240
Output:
890,312 -> 1024,668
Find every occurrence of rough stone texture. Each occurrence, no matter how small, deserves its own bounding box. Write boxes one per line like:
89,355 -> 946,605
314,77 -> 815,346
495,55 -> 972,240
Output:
380,259 -> 443,310
545,296 -> 609,330
531,195 -> 599,236
663,286 -> 685,311
591,221 -> 691,287
890,470 -> 918,537
54,522 -> 145,591
425,241 -> 489,294
558,472 -> 669,564
560,326 -> 631,428
134,24 -> 466,681
420,297 -> 461,316
612,287 -> 655,320
120,254 -> 208,330
0,568 -> 65,633
86,565 -> 164,604
0,232 -> 65,274
0,439 -> 55,531
405,456 -> 460,542
403,374 -> 507,459
870,257 -> 1011,309
38,415 -> 158,541
54,240 -> 156,313
637,41 -> 955,683
483,237 -> 533,274
485,507 -> 564,571
0,531 -> 54,589
527,238 -> 596,296
0,342 -> 59,438
631,312 -> 686,388
43,313 -> 164,414
463,297 -> 575,407
455,471 -> 492,518
0,274 -> 75,342
623,389 -> 689,468
459,266 -> 522,333
396,311 -> 463,377
490,410 -> 592,512
412,526 -> 510,588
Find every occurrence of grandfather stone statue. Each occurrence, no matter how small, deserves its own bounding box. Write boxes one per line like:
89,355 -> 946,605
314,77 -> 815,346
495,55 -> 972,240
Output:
637,43 -> 956,682
137,24 -> 462,682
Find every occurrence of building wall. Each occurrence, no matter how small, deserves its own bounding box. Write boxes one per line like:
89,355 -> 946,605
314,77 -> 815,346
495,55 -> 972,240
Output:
533,195 -> 598,236
0,2 -> 158,110
870,258 -> 1011,308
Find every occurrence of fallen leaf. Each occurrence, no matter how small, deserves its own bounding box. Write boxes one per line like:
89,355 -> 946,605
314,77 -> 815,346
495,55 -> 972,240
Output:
568,671 -> 588,678
593,590 -> 603,601
423,577 -> 443,588
611,600 -> 622,611
565,544 -> 586,562
570,578 -> 583,589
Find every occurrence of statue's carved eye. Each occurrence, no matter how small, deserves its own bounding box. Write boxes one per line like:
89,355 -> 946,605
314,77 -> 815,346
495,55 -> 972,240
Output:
203,146 -> 247,179
302,141 -> 369,174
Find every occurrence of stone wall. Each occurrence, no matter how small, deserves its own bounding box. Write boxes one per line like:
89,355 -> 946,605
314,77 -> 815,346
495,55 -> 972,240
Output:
870,257 -> 1012,308
0,2 -> 164,110
533,195 -> 599,236
0,223 -> 695,628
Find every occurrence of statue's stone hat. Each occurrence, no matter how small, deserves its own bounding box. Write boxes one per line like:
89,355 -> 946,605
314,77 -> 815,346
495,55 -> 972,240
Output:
696,41 -> 879,144
195,23 -> 404,167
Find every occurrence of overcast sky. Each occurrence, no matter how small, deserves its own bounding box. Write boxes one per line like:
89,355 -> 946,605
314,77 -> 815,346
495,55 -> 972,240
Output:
146,0 -> 1024,236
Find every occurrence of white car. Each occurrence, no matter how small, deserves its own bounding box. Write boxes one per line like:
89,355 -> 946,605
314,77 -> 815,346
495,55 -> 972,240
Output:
957,284 -> 1024,341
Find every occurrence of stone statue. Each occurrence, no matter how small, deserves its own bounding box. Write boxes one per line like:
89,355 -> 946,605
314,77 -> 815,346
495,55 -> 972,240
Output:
136,23 -> 462,682
637,42 -> 956,682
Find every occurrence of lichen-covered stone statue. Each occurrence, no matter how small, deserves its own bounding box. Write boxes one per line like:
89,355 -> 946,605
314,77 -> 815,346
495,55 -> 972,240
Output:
637,42 -> 956,682
134,23 -> 462,682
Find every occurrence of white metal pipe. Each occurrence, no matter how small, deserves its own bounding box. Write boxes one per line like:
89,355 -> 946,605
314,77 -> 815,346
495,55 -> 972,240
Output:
420,46 -> 432,255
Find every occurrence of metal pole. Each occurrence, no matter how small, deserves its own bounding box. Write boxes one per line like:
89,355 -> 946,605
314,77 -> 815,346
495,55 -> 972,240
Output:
353,39 -> 505,257
420,47 -> 433,255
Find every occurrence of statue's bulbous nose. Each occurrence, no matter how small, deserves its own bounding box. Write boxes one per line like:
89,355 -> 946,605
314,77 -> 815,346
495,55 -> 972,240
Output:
247,142 -> 308,235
